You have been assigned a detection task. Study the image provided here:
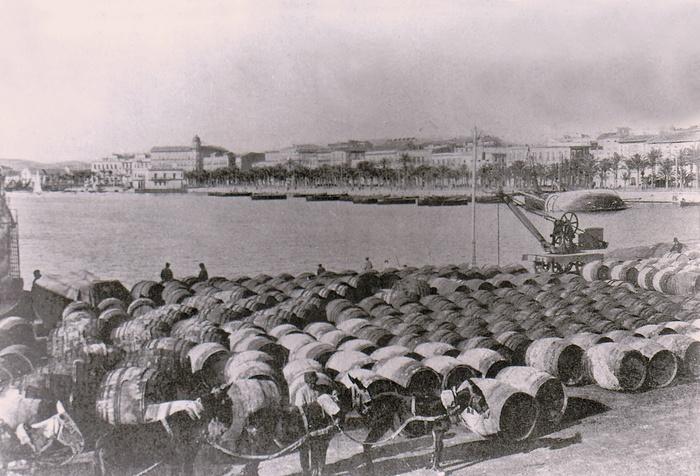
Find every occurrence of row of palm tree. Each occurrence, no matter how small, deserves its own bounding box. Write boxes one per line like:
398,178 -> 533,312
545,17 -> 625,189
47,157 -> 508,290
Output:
184,148 -> 699,190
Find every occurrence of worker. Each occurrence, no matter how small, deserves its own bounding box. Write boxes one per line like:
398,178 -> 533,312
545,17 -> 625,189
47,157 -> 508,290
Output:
316,264 -> 326,276
197,263 -> 208,282
363,257 -> 373,272
294,372 -> 328,476
32,270 -> 41,286
160,263 -> 173,282
670,237 -> 684,253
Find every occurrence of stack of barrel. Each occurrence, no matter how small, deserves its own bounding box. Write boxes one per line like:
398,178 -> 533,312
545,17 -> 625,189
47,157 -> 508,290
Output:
3,260 -> 700,453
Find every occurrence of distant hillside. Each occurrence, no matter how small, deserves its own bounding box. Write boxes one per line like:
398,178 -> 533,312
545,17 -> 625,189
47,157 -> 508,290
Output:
0,158 -> 91,172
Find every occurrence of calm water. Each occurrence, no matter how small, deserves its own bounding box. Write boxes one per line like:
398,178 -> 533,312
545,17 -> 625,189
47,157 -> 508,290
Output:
8,191 -> 700,288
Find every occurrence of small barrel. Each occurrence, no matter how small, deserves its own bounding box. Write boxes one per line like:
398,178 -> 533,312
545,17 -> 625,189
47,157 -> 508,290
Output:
494,332 -> 532,366
525,338 -> 584,386
227,378 -> 283,440
457,349 -> 509,378
422,356 -> 477,389
581,261 -> 606,282
495,366 -> 567,425
126,298 -> 156,318
373,356 -> 441,396
459,378 -> 538,441
583,343 -> 647,391
653,334 -> 700,377
620,337 -> 678,388
95,367 -> 173,425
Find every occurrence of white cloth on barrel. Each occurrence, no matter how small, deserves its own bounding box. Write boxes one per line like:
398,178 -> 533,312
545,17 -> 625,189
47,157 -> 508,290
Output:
144,400 -> 204,424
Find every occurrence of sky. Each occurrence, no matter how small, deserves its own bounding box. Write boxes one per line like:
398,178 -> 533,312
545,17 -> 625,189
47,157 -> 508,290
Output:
1,0 -> 699,163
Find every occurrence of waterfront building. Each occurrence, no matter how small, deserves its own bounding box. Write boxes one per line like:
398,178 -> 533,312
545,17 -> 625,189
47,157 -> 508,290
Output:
91,154 -> 134,185
133,168 -> 185,192
236,153 -> 266,171
150,135 -> 231,172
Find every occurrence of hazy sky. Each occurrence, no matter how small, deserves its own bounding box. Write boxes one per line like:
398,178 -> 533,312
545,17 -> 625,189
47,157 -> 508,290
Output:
2,0 -> 699,162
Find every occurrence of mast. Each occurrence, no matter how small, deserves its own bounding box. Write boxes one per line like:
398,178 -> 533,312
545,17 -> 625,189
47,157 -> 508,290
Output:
471,126 -> 478,266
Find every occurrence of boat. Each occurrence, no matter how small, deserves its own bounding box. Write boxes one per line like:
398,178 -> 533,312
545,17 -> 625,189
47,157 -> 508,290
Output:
543,190 -> 626,213
250,193 -> 287,200
208,191 -> 253,197
306,193 -> 345,202
377,196 -> 417,205
33,172 -> 42,195
351,195 -> 380,204
416,195 -> 471,206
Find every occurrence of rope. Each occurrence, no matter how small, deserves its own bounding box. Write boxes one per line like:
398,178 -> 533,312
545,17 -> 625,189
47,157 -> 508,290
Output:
337,414 -> 446,446
132,461 -> 161,476
206,423 -> 336,461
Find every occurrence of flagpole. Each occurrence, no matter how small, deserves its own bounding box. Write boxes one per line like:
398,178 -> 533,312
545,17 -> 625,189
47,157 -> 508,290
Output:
471,126 -> 478,267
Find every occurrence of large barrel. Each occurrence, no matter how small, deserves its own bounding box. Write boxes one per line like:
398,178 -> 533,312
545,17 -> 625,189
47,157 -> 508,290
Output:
0,317 -> 35,350
224,360 -> 279,384
96,367 -> 173,425
666,271 -> 700,295
653,334 -> 700,377
289,341 -> 335,365
283,358 -> 322,384
422,356 -> 477,389
0,345 -> 38,384
325,351 -> 375,377
120,337 -> 195,379
620,337 -> 678,388
567,332 -> 613,350
130,281 -> 164,304
457,349 -> 509,378
414,342 -> 459,358
370,345 -> 415,362
373,356 -> 441,396
111,319 -> 170,352
226,378 -> 282,441
495,366 -> 567,425
525,338 -> 584,386
583,343 -> 647,391
459,378 -> 538,441
336,368 -> 398,396
288,372 -> 334,404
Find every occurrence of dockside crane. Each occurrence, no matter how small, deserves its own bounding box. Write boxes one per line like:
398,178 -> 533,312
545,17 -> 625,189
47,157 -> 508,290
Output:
497,191 -> 608,273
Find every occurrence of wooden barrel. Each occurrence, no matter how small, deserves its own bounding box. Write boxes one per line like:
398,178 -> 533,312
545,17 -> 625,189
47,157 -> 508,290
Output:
653,334 -> 700,377
303,322 -> 336,339
228,350 -> 276,368
319,330 -> 352,348
525,338 -> 584,386
336,368 -> 398,396
620,337 -> 678,388
581,261 -> 606,282
373,356 -> 441,396
289,341 -> 335,365
414,342 -> 459,358
661,321 -> 694,334
188,342 -> 230,373
422,356 -> 476,389
494,332 -> 532,366
283,358 -> 322,384
96,367 -> 172,425
370,345 -> 415,362
459,378 -> 538,441
126,298 -> 156,318
278,333 -> 317,352
567,332 -> 613,350
665,271 -> 700,295
62,301 -> 93,319
495,366 -> 567,425
609,261 -> 638,281
225,359 -> 279,384
325,350 -> 376,377
226,378 -> 283,439
337,339 -> 378,355
0,316 -> 35,350
634,324 -> 676,339
0,345 -> 38,383
604,330 -> 636,342
636,267 -> 658,290
457,349 -> 509,378
130,281 -> 164,304
583,343 -> 647,391
288,372 -> 334,404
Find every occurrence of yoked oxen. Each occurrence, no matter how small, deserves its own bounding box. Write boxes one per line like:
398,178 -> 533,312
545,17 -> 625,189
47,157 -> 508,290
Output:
93,383 -> 233,476
340,374 -> 490,476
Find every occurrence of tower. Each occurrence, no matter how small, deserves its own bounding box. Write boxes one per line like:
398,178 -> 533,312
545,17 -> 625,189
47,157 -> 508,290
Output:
193,135 -> 203,171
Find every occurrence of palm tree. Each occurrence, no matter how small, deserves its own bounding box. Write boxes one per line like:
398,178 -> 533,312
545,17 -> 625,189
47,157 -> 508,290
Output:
597,158 -> 612,188
621,169 -> 630,187
646,148 -> 662,187
625,154 -> 646,188
659,159 -> 674,188
509,160 -> 527,189
611,153 -> 622,187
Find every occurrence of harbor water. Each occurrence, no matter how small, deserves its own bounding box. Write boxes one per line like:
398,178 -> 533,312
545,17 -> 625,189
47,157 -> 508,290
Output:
9,191 -> 700,288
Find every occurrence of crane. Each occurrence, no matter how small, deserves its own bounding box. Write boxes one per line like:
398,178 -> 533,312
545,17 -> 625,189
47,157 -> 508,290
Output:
497,191 -> 607,273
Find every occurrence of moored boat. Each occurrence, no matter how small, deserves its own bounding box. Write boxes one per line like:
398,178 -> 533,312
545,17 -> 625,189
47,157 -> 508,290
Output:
544,190 -> 626,213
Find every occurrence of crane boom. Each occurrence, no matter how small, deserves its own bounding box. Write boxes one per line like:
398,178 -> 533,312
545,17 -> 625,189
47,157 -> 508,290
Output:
500,193 -> 551,252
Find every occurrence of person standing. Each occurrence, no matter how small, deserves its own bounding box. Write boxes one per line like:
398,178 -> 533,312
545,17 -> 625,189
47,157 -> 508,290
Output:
670,237 -> 684,253
197,263 -> 208,282
316,264 -> 326,276
294,372 -> 332,476
363,257 -> 373,272
160,263 -> 173,282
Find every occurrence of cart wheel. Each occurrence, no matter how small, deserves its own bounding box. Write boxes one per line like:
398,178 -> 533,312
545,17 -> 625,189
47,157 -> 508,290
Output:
560,212 -> 579,234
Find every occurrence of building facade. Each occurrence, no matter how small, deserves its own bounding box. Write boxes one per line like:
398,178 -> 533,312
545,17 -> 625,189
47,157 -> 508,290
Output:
150,135 -> 231,172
